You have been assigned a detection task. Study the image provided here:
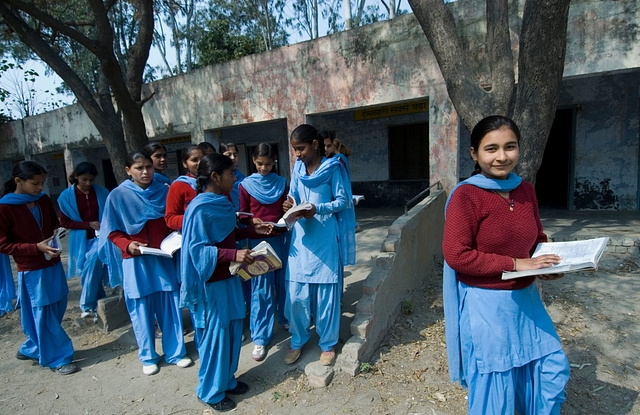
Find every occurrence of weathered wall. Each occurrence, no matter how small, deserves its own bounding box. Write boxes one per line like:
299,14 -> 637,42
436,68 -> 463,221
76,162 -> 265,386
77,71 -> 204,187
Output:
338,189 -> 446,373
0,0 -> 638,206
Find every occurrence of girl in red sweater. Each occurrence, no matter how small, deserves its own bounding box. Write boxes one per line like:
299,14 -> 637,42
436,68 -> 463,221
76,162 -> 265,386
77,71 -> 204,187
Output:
165,145 -> 204,231
0,161 -> 77,375
442,115 -> 569,414
239,143 -> 289,361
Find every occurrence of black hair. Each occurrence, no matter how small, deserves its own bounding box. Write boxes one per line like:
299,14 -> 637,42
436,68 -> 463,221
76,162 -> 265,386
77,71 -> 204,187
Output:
68,161 -> 98,185
197,141 -> 216,154
181,145 -> 202,163
142,142 -> 166,158
318,130 -> 334,140
470,115 -> 521,175
126,150 -> 151,168
1,160 -> 47,197
252,143 -> 277,161
290,124 -> 323,156
333,138 -> 352,157
218,143 -> 238,154
195,153 -> 234,194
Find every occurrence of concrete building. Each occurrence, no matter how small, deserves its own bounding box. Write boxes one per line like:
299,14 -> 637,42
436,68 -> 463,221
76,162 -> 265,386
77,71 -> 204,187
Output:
0,0 -> 638,210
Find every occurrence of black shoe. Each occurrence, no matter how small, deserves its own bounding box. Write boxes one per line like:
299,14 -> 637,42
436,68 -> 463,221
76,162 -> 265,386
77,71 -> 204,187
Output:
16,351 -> 36,361
51,363 -> 78,375
198,396 -> 236,412
226,381 -> 249,395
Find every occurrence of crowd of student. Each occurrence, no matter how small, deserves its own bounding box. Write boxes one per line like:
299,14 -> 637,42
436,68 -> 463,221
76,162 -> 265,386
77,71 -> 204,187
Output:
0,124 -> 355,412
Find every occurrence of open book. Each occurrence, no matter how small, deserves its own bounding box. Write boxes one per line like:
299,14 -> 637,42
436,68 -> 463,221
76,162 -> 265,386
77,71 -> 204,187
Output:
139,231 -> 182,258
229,240 -> 283,281
501,237 -> 609,280
353,195 -> 365,205
265,201 -> 313,231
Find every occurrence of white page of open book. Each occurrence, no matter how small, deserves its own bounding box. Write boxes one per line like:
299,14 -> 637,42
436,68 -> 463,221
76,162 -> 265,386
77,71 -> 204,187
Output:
532,237 -> 608,266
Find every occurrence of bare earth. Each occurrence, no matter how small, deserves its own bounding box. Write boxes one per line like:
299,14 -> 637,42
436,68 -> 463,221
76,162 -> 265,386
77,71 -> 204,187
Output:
1,252 -> 639,414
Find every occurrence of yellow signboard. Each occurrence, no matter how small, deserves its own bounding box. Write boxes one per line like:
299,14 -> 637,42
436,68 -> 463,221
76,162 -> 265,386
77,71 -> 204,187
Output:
354,100 -> 429,121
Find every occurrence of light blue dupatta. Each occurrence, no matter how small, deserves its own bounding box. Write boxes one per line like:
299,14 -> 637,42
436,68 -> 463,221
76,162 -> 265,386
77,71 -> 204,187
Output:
240,173 -> 286,205
443,172 -> 522,386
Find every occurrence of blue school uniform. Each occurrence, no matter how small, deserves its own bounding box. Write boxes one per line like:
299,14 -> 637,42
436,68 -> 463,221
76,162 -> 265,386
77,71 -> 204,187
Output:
240,172 -> 290,344
0,192 -> 74,368
0,253 -> 15,315
181,192 -> 244,405
58,185 -> 109,312
98,180 -> 186,367
285,158 -> 355,352
154,172 -> 171,185
443,173 -> 569,414
229,168 -> 245,211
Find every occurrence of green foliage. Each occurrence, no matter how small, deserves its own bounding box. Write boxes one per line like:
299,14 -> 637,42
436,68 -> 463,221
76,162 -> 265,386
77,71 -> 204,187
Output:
197,19 -> 264,66
359,361 -> 373,373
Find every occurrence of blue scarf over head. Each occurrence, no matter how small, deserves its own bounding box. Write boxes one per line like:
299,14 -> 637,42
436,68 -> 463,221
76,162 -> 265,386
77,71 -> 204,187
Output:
228,169 -> 246,211
174,174 -> 197,190
443,172 -> 523,386
98,180 -> 169,288
180,192 -> 236,322
335,153 -> 351,181
294,157 -> 357,265
240,173 -> 286,205
58,185 -> 109,279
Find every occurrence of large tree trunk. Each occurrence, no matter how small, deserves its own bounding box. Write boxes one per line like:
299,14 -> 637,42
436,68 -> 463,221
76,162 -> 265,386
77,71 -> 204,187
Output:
408,0 -> 571,184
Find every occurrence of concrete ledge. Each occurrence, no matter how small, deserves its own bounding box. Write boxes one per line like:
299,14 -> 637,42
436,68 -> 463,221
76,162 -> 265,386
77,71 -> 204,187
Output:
96,290 -> 130,333
340,189 -> 446,375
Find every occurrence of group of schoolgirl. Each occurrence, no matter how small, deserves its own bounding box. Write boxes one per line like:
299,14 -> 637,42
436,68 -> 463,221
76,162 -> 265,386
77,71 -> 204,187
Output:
0,124 -> 355,412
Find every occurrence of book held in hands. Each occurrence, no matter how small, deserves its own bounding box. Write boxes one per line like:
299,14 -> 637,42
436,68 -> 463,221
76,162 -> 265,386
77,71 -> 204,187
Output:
265,201 -> 313,231
229,240 -> 282,281
138,231 -> 182,258
501,237 -> 609,280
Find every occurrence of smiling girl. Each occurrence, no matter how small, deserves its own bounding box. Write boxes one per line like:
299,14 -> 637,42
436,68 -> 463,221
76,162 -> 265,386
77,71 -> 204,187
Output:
0,161 -> 77,375
238,143 -> 290,361
98,151 -> 191,376
442,115 -> 569,414
59,162 -> 110,318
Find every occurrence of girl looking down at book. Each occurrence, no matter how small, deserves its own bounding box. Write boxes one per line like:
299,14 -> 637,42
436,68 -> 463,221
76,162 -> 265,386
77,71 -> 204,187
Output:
98,150 -> 191,376
239,143 -> 290,362
58,162 -> 109,319
180,153 -> 272,412
442,115 -> 569,414
0,161 -> 77,375
165,145 -> 204,231
281,124 -> 356,367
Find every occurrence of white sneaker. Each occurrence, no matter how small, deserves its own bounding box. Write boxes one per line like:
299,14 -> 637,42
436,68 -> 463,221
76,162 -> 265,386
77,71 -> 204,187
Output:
175,357 -> 193,368
252,345 -> 266,361
80,311 -> 92,318
142,364 -> 159,376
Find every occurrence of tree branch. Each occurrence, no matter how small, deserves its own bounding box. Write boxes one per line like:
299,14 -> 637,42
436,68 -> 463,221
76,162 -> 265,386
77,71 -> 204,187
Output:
486,0 -> 514,115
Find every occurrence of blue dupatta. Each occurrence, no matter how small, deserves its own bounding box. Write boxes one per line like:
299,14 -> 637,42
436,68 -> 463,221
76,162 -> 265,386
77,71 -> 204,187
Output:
97,180 -> 168,288
174,175 -> 196,190
58,185 -> 109,279
443,172 -> 522,386
294,158 -> 357,265
180,192 -> 236,319
240,173 -> 286,205
228,169 -> 246,211
154,172 -> 171,185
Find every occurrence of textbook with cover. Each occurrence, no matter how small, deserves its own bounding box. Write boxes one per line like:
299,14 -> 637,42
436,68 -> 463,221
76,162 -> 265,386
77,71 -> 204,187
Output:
229,240 -> 283,281
501,237 -> 609,280
139,231 -> 182,258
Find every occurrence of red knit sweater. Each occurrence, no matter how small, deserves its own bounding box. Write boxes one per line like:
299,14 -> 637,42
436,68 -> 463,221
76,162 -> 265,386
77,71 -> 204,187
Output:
442,181 -> 546,290
59,185 -> 99,239
165,177 -> 196,231
239,185 -> 288,223
108,217 -> 172,259
0,195 -> 61,271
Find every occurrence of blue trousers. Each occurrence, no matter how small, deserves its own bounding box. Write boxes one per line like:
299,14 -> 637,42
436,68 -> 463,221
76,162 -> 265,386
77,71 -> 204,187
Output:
196,283 -> 243,404
79,239 -> 107,312
249,271 -> 275,345
18,272 -> 74,368
285,281 -> 340,352
124,290 -> 186,366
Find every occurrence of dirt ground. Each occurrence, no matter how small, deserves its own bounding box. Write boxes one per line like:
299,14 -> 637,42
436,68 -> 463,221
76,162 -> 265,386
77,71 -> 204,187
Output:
1,251 -> 639,414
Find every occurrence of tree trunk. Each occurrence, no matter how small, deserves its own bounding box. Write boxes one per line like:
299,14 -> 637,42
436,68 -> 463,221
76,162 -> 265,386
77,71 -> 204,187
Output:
344,0 -> 352,29
408,0 -> 571,184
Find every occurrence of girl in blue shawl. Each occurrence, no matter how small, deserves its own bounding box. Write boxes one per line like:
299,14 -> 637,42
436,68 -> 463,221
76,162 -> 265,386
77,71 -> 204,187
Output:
0,161 -> 77,375
143,142 -> 171,185
442,115 -> 569,414
181,153 -> 272,412
219,143 -> 246,210
58,162 -> 109,318
0,253 -> 14,316
239,143 -> 290,362
98,151 -> 191,376
282,124 -> 356,366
